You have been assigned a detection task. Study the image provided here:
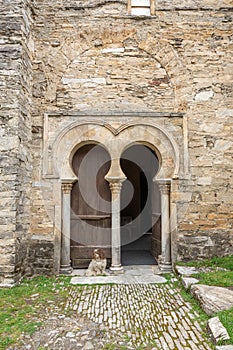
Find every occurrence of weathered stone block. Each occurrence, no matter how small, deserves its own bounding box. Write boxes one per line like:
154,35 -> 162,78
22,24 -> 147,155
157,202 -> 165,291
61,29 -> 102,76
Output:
208,316 -> 230,344
191,285 -> 233,316
181,277 -> 199,289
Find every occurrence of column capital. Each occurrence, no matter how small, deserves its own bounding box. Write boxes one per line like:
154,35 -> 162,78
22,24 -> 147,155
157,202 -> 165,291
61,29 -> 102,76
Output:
61,183 -> 73,194
105,175 -> 126,195
109,182 -> 123,195
61,179 -> 77,194
156,179 -> 171,195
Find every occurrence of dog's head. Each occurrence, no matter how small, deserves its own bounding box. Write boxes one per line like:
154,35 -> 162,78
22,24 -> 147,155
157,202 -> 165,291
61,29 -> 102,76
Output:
93,248 -> 105,260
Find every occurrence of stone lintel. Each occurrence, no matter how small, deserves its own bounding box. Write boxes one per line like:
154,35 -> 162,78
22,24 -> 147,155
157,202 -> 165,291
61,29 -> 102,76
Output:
55,8 -> 233,15
46,111 -> 184,118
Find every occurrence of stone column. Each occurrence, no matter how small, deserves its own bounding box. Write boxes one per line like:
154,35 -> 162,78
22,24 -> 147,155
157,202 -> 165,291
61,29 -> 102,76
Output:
157,179 -> 172,272
107,179 -> 125,274
60,181 -> 73,274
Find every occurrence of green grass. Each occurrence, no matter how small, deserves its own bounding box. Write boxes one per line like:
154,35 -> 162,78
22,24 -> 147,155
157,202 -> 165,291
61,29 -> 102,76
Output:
176,255 -> 233,287
195,270 -> 233,287
176,255 -> 233,271
0,276 -> 71,349
218,307 -> 233,344
176,255 -> 233,346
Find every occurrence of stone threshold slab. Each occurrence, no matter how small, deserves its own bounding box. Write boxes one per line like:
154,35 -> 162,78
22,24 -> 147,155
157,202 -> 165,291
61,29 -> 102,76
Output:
70,265 -> 167,285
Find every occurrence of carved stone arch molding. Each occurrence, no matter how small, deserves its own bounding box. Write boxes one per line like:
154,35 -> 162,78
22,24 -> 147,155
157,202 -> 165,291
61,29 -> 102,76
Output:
51,121 -> 114,180
49,120 -> 179,180
112,122 -> 179,180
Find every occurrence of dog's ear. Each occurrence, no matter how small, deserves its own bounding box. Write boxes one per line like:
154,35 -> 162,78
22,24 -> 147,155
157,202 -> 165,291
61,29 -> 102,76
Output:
98,249 -> 105,259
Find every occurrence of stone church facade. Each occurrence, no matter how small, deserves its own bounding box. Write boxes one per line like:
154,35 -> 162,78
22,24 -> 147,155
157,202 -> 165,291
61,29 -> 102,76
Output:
0,0 -> 232,286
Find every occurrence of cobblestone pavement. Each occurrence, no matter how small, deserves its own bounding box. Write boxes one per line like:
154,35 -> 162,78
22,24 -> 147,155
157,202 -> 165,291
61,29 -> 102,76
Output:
65,283 -> 213,349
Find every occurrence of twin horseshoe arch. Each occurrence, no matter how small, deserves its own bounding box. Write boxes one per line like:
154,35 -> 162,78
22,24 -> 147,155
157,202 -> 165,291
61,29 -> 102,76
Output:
55,121 -> 179,273
53,121 -> 179,181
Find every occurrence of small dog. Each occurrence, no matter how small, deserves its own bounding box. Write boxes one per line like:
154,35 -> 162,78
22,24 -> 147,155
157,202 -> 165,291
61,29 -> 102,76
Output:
85,249 -> 107,276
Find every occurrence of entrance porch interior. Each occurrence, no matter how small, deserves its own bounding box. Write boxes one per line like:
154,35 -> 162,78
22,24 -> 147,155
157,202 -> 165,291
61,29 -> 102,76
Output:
121,233 -> 156,265
120,144 -> 161,266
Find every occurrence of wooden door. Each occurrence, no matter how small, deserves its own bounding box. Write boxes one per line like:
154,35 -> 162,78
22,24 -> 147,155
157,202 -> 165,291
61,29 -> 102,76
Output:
70,144 -> 111,268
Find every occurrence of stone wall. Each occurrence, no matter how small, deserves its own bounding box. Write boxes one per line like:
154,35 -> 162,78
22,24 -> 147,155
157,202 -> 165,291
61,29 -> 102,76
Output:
30,0 -> 233,267
0,0 -> 33,286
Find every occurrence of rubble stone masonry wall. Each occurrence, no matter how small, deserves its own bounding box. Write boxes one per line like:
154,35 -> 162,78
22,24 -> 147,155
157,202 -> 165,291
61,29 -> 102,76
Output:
0,0 -> 33,285
0,0 -> 232,284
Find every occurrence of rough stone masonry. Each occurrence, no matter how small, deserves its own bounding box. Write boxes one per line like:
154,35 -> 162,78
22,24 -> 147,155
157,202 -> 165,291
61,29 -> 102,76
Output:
0,0 -> 233,285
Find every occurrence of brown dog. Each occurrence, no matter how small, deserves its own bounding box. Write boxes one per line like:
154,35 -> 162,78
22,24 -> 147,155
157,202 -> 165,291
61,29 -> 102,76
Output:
85,249 -> 107,276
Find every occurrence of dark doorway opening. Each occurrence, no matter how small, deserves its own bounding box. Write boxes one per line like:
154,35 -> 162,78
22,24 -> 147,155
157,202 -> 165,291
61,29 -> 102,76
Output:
120,144 -> 161,265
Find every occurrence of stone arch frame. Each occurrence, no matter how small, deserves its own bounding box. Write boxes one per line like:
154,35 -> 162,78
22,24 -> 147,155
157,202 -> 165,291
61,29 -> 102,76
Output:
51,120 -> 179,273
51,122 -> 114,180
51,120 -> 179,179
138,38 -> 192,113
43,32 -> 191,113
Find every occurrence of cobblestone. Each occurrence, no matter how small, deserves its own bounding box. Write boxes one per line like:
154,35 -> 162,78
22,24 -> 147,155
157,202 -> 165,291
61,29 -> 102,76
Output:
64,283 -> 213,349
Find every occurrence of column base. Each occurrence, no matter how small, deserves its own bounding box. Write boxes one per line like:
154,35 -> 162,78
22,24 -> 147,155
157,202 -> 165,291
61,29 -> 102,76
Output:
109,265 -> 124,275
60,265 -> 73,275
158,255 -> 173,273
159,263 -> 173,273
